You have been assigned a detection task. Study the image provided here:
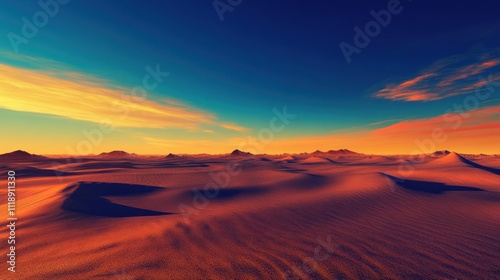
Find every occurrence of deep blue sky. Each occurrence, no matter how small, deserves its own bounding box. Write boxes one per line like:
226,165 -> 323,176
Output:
0,0 -> 499,154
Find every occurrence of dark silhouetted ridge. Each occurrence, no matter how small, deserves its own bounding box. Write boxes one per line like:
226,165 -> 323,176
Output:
0,150 -> 46,160
230,149 -> 253,157
98,150 -> 136,158
311,149 -> 362,156
431,150 -> 451,157
166,153 -> 180,159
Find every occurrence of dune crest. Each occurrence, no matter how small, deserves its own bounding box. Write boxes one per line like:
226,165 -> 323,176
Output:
426,152 -> 500,175
300,156 -> 331,164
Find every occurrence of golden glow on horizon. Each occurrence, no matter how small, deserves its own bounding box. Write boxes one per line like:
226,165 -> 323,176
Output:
1,104 -> 498,155
133,105 -> 499,155
19,105 -> 494,156
256,105 -> 500,155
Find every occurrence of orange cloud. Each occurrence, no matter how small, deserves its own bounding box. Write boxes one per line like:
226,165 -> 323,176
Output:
400,73 -> 436,88
0,63 -> 246,131
373,52 -> 500,102
437,59 -> 500,87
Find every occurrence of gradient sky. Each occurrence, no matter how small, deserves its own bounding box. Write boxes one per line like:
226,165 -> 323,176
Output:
0,0 -> 499,155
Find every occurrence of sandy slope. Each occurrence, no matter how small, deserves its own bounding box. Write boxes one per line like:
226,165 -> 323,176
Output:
0,153 -> 499,279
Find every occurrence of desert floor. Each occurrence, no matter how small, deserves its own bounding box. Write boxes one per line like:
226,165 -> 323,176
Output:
1,153 -> 499,279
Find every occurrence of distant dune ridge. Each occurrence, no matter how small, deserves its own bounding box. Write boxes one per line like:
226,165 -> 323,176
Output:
229,149 -> 253,157
430,150 -> 451,157
0,150 -> 46,160
274,155 -> 297,162
0,148 -> 499,278
311,149 -> 361,157
97,150 -> 137,159
1,148 -> 497,160
300,156 -> 332,164
165,153 -> 181,159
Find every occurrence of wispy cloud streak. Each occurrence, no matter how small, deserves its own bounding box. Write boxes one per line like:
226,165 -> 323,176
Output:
373,51 -> 500,101
0,63 -> 246,131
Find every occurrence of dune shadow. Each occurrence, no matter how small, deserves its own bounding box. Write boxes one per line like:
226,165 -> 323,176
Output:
465,160 -> 500,175
61,182 -> 170,217
275,164 -> 307,173
214,187 -> 266,200
18,167 -> 71,178
325,158 -> 339,164
285,173 -> 331,190
385,174 -> 485,194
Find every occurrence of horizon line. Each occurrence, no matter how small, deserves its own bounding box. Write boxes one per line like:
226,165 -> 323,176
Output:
1,149 -> 498,158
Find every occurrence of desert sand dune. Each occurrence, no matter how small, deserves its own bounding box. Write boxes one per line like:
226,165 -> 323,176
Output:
0,152 -> 499,279
274,155 -> 297,163
384,174 -> 485,194
300,156 -> 332,164
426,152 -> 500,175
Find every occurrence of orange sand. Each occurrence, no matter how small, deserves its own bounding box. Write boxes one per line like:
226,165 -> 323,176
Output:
0,152 -> 499,279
